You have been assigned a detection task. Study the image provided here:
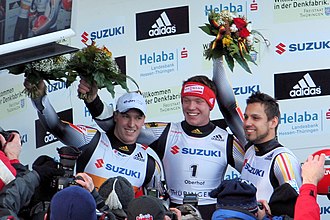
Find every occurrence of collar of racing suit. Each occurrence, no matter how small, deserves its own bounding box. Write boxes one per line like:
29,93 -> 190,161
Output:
107,129 -> 136,155
251,138 -> 283,156
181,120 -> 216,137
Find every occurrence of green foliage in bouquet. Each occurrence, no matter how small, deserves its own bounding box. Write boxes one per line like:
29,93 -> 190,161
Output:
66,42 -> 138,99
8,42 -> 139,100
8,56 -> 68,98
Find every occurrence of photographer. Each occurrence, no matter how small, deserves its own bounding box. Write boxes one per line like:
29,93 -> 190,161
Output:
0,155 -> 64,219
0,129 -> 27,191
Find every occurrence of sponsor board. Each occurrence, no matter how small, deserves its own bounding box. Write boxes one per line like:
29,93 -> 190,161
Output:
138,47 -> 188,78
136,6 -> 189,41
278,107 -> 330,137
141,86 -> 182,119
273,0 -> 330,22
203,2 -> 245,16
274,69 -> 330,100
275,40 -> 330,55
233,84 -> 260,96
0,85 -> 26,118
80,17 -> 126,44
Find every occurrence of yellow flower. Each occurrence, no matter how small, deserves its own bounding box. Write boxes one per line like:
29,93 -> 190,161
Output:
222,35 -> 233,48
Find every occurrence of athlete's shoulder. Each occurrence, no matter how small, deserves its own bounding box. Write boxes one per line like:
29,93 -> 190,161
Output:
145,122 -> 170,128
63,122 -> 99,134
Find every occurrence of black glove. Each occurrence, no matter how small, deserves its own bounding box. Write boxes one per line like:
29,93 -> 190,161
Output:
32,155 -> 64,184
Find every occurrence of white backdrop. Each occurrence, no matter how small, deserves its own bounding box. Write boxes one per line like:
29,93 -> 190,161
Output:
1,0 -> 330,217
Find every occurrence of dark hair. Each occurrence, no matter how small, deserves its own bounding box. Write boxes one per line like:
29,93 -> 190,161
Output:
246,91 -> 280,131
182,75 -> 217,96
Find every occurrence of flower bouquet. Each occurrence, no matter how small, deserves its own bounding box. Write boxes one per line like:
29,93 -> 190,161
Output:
200,10 -> 268,73
66,41 -> 138,99
8,56 -> 68,98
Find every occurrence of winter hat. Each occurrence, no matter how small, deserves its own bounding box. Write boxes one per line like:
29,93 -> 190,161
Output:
269,182 -> 298,218
50,186 -> 96,220
98,176 -> 135,218
209,178 -> 258,213
126,195 -> 166,220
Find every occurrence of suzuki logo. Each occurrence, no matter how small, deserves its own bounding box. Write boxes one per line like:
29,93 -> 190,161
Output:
276,43 -> 286,55
81,31 -> 89,44
95,159 -> 104,168
171,145 -> 180,154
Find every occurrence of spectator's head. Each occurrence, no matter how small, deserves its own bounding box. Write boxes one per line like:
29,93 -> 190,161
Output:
244,91 -> 280,144
209,178 -> 258,219
98,176 -> 135,219
49,186 -> 96,220
114,92 -> 146,144
126,195 -> 167,220
181,75 -> 216,126
268,183 -> 298,218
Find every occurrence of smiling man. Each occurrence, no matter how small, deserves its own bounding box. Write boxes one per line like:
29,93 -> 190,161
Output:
240,91 -> 302,205
78,59 -> 248,219
25,79 -> 164,196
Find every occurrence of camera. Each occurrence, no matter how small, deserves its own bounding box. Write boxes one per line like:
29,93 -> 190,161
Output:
146,187 -> 177,220
51,146 -> 82,191
147,188 -> 160,198
183,193 -> 198,207
0,127 -> 19,150
257,202 -> 264,210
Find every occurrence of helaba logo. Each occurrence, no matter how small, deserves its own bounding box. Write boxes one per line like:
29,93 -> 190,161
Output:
204,3 -> 244,16
139,50 -> 174,65
275,40 -> 330,55
136,6 -> 189,41
139,47 -> 187,65
274,69 -> 330,100
80,25 -> 125,44
280,111 -> 319,124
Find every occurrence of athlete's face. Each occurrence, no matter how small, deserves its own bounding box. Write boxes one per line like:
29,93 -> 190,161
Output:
114,109 -> 145,144
182,96 -> 210,127
243,103 -> 278,144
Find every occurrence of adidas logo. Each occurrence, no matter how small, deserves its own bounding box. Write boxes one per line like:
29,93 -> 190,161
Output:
289,73 -> 321,97
264,152 -> 274,161
149,12 -> 176,37
191,129 -> 202,135
133,152 -> 145,162
119,145 -> 129,152
211,134 -> 224,141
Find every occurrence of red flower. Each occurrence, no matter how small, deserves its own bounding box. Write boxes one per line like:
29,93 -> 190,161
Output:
233,17 -> 247,29
239,28 -> 250,38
